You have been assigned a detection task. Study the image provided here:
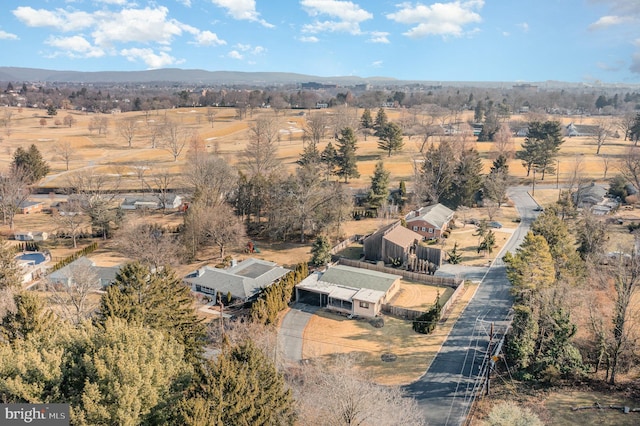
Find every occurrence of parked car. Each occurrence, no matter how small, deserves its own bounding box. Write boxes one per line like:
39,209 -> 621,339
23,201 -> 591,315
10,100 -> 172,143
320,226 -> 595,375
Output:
488,221 -> 503,229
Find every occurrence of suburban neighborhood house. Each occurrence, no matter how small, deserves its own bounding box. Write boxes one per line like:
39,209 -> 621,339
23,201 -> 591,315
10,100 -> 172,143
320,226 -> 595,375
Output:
295,264 -> 401,318
119,193 -> 184,211
363,220 -> 422,263
48,256 -> 122,289
404,203 -> 455,240
184,258 -> 290,303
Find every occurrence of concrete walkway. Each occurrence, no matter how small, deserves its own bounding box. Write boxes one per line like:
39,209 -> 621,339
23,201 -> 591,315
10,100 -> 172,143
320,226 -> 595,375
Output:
278,303 -> 319,363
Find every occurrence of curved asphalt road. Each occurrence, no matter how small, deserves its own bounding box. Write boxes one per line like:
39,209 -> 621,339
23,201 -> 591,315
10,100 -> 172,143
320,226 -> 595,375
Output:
404,187 -> 539,426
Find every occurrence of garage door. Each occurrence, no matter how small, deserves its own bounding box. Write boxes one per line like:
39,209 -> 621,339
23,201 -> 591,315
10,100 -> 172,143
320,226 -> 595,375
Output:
296,289 -> 324,306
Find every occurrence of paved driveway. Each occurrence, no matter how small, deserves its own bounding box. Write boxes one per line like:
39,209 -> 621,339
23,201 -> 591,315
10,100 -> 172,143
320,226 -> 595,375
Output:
404,187 -> 539,425
278,303 -> 319,363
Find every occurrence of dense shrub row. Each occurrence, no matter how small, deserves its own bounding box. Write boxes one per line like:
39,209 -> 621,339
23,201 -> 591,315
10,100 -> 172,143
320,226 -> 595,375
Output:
250,263 -> 309,325
49,242 -> 99,272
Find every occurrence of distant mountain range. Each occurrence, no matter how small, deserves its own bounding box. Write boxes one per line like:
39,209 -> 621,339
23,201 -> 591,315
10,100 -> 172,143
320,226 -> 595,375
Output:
0,67 -> 400,86
0,67 -> 636,89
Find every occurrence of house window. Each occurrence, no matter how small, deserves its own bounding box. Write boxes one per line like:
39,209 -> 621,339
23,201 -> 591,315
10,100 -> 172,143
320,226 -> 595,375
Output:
428,228 -> 434,233
412,226 -> 418,231
359,301 -> 370,309
421,227 -> 426,232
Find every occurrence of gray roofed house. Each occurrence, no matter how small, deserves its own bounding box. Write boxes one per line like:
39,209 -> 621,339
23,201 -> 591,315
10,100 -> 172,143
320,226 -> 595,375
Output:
573,182 -> 607,209
566,123 -> 599,137
120,194 -> 183,210
295,264 -> 401,317
48,256 -> 122,289
184,258 -> 290,302
405,203 -> 454,240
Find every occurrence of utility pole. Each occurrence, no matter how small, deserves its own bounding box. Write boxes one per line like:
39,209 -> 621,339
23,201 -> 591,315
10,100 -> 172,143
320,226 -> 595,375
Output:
485,322 -> 494,396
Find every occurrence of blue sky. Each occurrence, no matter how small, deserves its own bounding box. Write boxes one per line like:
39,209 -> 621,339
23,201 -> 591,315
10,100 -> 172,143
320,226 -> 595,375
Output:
1,1 -> 639,83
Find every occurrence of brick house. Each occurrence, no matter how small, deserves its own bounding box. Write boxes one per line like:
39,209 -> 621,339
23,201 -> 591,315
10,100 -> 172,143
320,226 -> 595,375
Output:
405,203 -> 454,240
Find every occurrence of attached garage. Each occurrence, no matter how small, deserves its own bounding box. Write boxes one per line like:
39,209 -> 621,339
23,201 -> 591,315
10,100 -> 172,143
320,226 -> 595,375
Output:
296,288 -> 327,306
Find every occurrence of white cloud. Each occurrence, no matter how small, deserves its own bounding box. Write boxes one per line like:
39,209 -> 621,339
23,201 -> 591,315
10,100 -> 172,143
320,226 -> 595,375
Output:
210,0 -> 273,27
45,35 -> 105,58
517,22 -> 529,32
0,30 -> 18,40
369,31 -> 390,43
95,0 -> 128,4
91,7 -> 183,47
193,30 -> 226,46
228,50 -> 243,59
233,43 -> 265,55
120,47 -> 181,69
299,36 -> 319,42
301,0 -> 372,35
502,31 -> 510,37
13,7 -> 95,31
371,60 -> 383,68
589,15 -> 634,30
387,0 -> 484,38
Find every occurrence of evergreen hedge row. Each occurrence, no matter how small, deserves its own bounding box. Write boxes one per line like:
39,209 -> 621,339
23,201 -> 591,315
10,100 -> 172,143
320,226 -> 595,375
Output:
250,263 -> 309,325
50,242 -> 99,272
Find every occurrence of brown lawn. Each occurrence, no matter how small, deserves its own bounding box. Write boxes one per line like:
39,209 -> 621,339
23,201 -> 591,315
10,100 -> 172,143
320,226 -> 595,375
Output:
302,282 -> 478,385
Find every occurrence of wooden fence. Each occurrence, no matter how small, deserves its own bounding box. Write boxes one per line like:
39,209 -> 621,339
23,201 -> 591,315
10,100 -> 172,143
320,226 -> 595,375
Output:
330,235 -> 363,255
337,258 -> 461,288
381,305 -> 425,320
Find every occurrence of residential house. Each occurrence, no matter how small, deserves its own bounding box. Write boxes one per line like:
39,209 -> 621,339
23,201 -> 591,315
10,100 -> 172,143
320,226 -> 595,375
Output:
363,220 -> 421,263
573,182 -> 607,209
19,200 -> 44,214
120,194 -> 183,211
295,264 -> 401,318
184,258 -> 290,303
49,256 -> 122,289
14,231 -> 48,241
566,123 -> 599,137
405,203 -> 455,240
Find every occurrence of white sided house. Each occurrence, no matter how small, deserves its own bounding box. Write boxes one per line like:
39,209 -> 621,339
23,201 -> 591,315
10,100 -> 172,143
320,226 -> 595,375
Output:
184,258 -> 290,303
295,265 -> 401,318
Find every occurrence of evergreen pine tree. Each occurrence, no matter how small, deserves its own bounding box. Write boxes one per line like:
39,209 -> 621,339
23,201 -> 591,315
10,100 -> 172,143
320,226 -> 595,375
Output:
374,107 -> 388,133
335,127 -> 359,183
310,236 -> 332,266
97,262 -> 206,363
360,108 -> 373,129
175,340 -> 295,426
367,161 -> 390,209
11,144 -> 50,183
377,122 -> 404,157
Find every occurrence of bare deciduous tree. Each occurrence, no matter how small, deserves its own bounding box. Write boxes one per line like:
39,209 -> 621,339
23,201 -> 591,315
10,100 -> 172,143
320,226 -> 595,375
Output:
492,122 -> 516,159
591,118 -> 611,155
65,170 -> 120,239
242,116 -> 281,176
206,107 -> 216,128
47,261 -> 101,323
0,167 -> 31,229
113,221 -> 183,270
183,201 -> 246,260
162,120 -> 193,161
291,355 -> 423,426
183,151 -> 237,207
88,116 -> 109,136
117,117 -> 138,148
53,199 -> 86,248
54,140 -> 75,171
